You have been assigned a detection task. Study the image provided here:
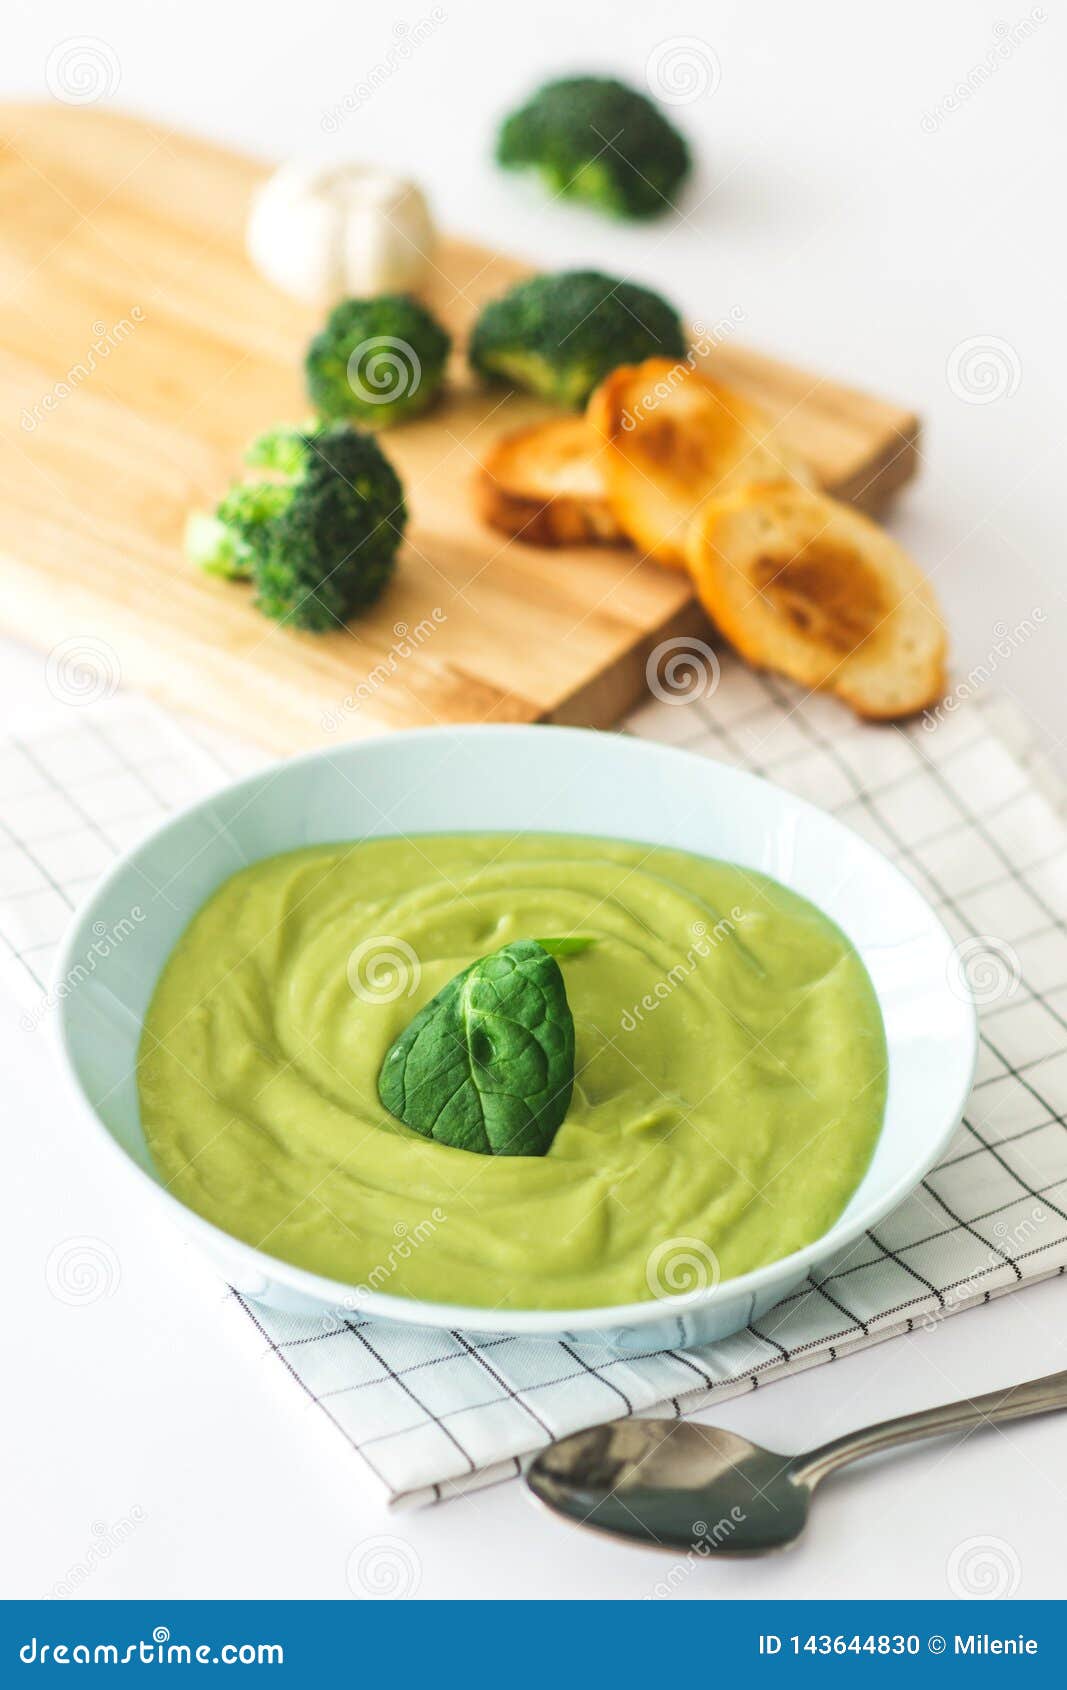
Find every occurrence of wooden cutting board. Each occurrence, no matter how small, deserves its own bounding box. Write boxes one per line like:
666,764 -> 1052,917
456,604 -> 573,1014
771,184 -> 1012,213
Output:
0,104 -> 920,751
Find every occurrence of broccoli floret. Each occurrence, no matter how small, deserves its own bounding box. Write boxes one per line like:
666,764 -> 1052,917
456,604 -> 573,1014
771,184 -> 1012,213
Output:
187,425 -> 406,631
185,482 -> 294,580
244,424 -> 317,477
496,77 -> 691,220
186,427 -> 320,580
185,510 -> 250,580
468,270 -> 687,408
305,294 -> 451,428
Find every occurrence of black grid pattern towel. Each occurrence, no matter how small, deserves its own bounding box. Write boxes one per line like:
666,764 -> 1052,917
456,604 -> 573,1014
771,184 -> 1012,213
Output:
4,675 -> 1065,1508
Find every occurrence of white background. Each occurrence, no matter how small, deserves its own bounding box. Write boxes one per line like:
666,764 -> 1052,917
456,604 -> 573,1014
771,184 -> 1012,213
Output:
4,0 -> 1067,1601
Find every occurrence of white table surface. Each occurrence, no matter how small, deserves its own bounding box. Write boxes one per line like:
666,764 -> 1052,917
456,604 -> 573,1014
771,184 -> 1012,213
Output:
4,0 -> 1066,1601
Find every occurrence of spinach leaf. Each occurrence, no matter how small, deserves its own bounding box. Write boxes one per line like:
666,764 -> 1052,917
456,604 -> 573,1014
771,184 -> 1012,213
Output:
535,934 -> 596,956
377,938 -> 582,1156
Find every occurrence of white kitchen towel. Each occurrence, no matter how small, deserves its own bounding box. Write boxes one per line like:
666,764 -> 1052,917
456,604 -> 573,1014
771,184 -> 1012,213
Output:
4,671 -> 1067,1509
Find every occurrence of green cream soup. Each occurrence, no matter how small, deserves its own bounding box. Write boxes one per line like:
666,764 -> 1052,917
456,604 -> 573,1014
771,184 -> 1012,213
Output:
138,834 -> 887,1309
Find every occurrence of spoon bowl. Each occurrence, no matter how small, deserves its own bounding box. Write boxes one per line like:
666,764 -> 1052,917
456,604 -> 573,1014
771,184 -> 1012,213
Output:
527,1419 -> 812,1555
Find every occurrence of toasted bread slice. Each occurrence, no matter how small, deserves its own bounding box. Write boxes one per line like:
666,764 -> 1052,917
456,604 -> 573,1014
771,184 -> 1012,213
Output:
686,482 -> 946,719
587,358 -> 815,569
476,417 -> 624,546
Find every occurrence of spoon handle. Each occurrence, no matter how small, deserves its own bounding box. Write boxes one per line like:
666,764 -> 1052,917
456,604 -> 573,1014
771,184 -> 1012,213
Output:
793,1367 -> 1067,1486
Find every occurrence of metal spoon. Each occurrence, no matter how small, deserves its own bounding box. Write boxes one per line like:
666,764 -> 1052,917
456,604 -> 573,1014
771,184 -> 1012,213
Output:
526,1368 -> 1067,1555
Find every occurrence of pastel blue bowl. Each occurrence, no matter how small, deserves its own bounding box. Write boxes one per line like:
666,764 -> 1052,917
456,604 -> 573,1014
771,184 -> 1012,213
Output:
55,725 -> 977,1352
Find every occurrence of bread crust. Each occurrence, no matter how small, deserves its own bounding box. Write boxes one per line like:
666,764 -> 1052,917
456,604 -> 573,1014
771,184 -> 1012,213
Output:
587,358 -> 814,568
476,417 -> 623,546
685,482 -> 947,720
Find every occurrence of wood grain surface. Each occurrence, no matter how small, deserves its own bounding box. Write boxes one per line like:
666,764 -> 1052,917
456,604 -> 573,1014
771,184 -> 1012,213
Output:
0,104 -> 921,750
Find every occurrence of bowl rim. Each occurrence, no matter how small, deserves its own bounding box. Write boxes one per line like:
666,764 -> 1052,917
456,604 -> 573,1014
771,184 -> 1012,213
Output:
53,721 -> 979,1335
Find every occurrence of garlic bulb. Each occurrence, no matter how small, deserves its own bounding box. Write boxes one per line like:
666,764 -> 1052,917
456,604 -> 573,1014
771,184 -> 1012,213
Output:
247,161 -> 437,305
